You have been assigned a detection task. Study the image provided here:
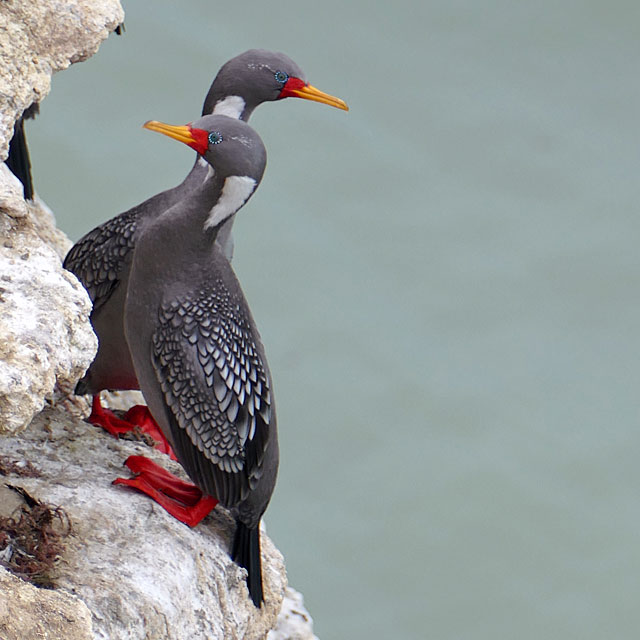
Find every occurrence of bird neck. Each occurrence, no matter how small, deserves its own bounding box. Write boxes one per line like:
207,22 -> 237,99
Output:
151,168 -> 256,253
129,173 -> 236,303
147,171 -> 220,242
202,91 -> 255,122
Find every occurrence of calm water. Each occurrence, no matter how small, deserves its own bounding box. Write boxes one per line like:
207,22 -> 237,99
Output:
29,1 -> 640,638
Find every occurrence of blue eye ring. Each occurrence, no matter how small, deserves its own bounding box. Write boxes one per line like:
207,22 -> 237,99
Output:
208,131 -> 223,145
274,70 -> 289,84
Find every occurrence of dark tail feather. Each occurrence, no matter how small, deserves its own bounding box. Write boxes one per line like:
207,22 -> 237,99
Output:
74,377 -> 89,395
7,117 -> 34,200
231,521 -> 263,607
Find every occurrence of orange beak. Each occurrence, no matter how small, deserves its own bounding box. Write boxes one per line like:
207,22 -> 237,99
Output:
280,78 -> 349,111
143,120 -> 209,155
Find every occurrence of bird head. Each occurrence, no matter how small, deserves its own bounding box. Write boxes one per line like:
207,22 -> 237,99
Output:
143,115 -> 267,229
203,49 -> 348,118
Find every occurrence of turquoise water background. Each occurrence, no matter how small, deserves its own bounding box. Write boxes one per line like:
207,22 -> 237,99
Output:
29,2 -> 640,638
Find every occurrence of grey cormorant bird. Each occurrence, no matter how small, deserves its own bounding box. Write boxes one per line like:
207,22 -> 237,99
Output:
117,114 -> 274,607
63,50 -> 347,439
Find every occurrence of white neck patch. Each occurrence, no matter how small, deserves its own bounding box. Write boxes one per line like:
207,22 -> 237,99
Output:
213,95 -> 246,119
204,175 -> 256,230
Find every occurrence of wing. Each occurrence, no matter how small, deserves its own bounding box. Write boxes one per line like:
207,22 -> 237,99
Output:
151,281 -> 273,507
63,209 -> 138,310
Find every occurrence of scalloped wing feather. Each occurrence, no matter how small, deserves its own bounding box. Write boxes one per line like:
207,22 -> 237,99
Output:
63,209 -> 138,309
151,282 -> 272,506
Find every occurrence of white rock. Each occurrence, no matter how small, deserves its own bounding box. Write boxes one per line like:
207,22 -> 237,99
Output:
0,566 -> 94,640
0,0 -> 124,435
268,587 -> 320,640
0,210 -> 97,435
0,0 -> 124,160
0,165 -> 28,218
0,406 -> 287,639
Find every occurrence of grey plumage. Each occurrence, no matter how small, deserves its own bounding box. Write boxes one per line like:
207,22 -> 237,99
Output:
64,207 -> 138,309
64,49 -> 331,395
152,285 -> 272,504
125,115 -> 275,606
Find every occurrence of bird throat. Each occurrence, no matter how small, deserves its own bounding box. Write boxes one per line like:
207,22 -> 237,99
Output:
204,175 -> 257,231
212,95 -> 246,119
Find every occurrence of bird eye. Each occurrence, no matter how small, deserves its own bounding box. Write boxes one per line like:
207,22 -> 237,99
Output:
208,131 -> 223,145
274,71 -> 289,84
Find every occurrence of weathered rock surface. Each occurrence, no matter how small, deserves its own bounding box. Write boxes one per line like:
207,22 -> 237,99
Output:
0,0 -> 125,160
0,0 -> 122,435
0,406 -> 287,639
0,196 -> 97,435
268,588 -> 320,640
0,566 -> 94,640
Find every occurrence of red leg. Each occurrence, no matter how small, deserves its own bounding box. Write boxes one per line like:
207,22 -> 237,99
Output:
88,393 -> 138,436
87,395 -> 177,460
121,456 -> 202,504
113,455 -> 218,527
121,405 -> 178,460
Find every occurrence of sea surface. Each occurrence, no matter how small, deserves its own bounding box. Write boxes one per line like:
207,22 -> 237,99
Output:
29,1 -> 640,638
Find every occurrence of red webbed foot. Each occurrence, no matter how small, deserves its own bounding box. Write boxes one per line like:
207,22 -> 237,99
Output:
113,455 -> 218,527
87,395 -> 177,460
120,405 -> 178,460
88,393 -> 136,436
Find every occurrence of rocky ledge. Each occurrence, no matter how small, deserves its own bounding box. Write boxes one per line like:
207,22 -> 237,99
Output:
0,402 -> 287,639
